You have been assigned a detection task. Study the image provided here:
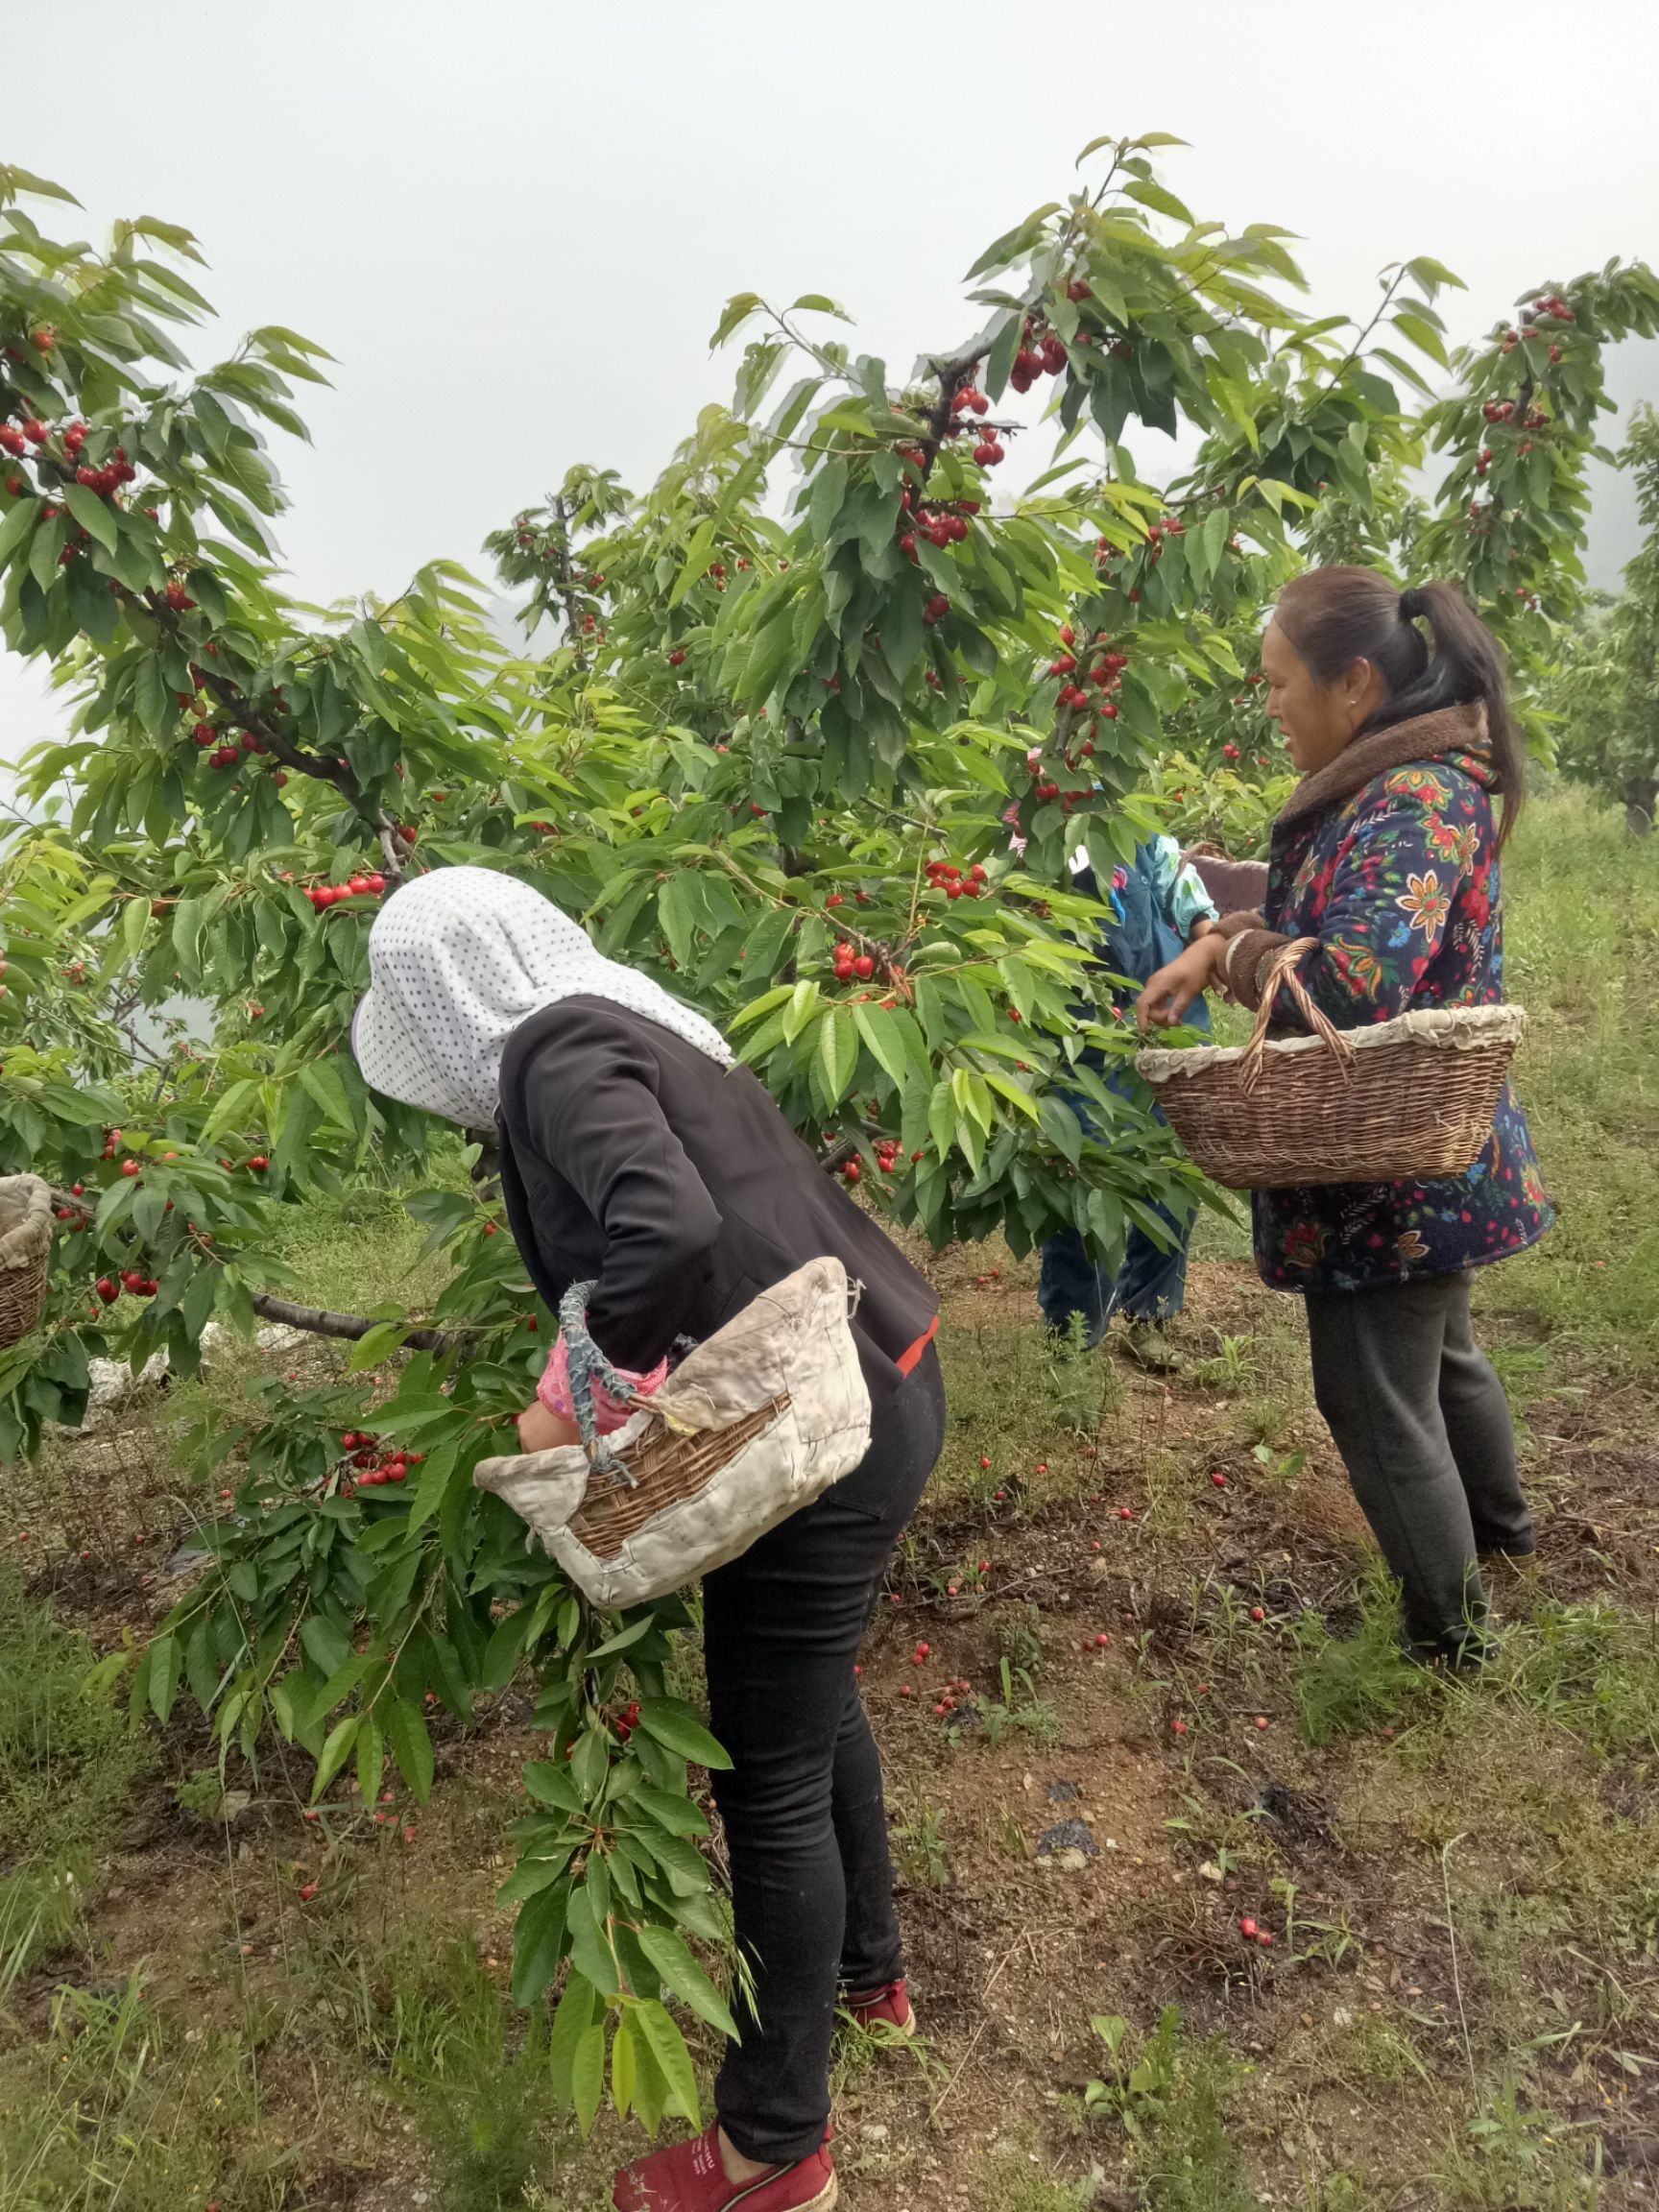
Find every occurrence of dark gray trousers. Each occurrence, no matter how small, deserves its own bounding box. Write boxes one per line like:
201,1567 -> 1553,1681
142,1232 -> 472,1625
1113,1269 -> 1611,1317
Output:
1304,1273 -> 1533,1655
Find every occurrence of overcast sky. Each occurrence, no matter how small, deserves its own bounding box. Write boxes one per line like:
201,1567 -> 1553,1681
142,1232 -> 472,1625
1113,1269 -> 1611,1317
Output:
3,0 -> 1656,790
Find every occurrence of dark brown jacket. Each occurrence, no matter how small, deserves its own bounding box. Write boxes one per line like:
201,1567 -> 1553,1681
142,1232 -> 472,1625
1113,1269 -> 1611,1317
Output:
495,998 -> 938,1409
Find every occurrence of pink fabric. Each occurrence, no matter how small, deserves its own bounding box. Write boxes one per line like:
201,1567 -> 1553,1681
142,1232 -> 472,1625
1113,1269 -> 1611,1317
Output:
538,1334 -> 668,1435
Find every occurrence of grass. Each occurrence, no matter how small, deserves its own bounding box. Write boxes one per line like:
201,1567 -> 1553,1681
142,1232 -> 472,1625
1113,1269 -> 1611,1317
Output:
0,1972 -> 291,2212
0,1566 -> 150,1979
1481,782 -> 1659,1374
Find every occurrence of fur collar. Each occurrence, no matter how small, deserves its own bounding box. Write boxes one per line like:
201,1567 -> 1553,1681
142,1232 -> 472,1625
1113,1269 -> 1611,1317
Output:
1276,702 -> 1491,830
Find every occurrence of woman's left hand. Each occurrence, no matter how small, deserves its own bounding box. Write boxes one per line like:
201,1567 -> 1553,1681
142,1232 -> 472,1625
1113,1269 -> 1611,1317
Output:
517,1400 -> 581,1455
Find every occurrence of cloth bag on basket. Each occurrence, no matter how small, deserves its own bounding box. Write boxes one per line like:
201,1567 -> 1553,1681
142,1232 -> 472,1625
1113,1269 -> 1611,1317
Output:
473,1256 -> 873,1607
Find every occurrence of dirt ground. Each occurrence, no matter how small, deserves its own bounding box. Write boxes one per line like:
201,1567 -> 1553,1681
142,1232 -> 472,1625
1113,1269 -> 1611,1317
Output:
11,1238 -> 1659,2211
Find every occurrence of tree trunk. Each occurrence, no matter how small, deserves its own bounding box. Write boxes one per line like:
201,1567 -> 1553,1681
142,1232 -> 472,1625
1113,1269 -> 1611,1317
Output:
1623,777 -> 1657,837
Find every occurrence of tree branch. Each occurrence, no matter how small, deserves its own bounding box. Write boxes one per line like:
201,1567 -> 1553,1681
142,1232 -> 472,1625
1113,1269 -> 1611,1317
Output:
248,1290 -> 469,1357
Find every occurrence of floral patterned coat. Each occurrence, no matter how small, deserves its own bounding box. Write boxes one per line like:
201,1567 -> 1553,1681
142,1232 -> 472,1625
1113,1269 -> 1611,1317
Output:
1214,702 -> 1552,1294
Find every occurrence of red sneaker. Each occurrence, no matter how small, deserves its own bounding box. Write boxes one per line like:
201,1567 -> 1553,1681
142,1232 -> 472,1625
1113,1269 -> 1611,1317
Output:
844,1978 -> 916,2034
612,2121 -> 836,2211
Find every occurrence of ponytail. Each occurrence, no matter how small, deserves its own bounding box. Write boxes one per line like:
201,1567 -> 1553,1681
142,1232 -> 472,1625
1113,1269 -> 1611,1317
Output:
1275,567 -> 1525,848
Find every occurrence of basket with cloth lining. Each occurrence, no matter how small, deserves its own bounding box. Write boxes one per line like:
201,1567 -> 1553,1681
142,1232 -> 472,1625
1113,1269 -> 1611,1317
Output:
473,1255 -> 872,1606
1136,938 -> 1526,1191
0,1175 -> 52,1351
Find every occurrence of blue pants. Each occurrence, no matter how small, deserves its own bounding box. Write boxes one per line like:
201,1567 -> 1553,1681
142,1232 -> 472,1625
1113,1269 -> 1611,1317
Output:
1039,1209 -> 1190,1344
1038,1067 -> 1193,1343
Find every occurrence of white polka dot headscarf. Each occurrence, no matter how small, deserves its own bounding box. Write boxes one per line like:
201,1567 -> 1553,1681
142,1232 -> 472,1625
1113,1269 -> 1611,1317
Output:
351,865 -> 733,1127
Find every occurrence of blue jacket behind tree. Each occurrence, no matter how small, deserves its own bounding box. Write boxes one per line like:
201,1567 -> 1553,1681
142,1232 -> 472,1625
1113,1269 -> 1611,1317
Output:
1038,837 -> 1218,1341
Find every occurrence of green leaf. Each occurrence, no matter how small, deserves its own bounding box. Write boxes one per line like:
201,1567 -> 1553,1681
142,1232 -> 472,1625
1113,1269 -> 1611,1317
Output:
565,1883 -> 619,1996
571,2023 -> 607,2137
522,1760 -> 585,1815
589,1614 -> 658,1661
356,1713 -> 385,1806
636,1698 -> 732,1771
384,1695 -> 435,1801
611,2019 -> 637,2116
1404,253 -> 1465,297
298,1054 -> 357,1133
548,1969 -> 599,2110
64,483 -> 119,553
301,1616 -> 351,1677
787,293 -> 850,320
709,291 -> 763,349
147,1631 -> 181,1721
1122,177 -> 1195,226
345,1322 -> 408,1374
634,1923 -> 738,2040
669,518 -> 719,609
630,1786 -> 710,1839
511,1879 -> 570,2007
1391,309 -> 1448,367
851,1001 -> 909,1090
817,1008 -> 856,1109
312,1714 -> 360,1800
633,2000 -> 702,2123
0,494 -> 39,569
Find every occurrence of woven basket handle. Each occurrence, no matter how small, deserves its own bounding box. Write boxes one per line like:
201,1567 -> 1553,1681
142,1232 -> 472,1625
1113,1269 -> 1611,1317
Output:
557,1281 -> 652,1485
1237,937 -> 1356,1098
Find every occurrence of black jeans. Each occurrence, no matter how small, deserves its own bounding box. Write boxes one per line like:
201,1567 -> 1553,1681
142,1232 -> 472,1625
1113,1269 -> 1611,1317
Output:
702,1346 -> 945,2165
1304,1273 -> 1533,1657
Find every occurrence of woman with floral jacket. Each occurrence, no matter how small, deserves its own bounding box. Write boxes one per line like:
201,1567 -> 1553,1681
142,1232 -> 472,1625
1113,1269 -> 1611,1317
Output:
1138,568 -> 1551,1663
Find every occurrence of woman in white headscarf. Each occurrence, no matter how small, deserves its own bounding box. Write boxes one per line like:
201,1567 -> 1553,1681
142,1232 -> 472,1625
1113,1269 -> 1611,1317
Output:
353,866 -> 943,2212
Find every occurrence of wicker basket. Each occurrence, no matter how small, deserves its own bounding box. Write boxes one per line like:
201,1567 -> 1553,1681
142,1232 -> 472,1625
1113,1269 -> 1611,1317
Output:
473,1258 -> 874,1606
0,1174 -> 52,1350
1136,938 -> 1527,1191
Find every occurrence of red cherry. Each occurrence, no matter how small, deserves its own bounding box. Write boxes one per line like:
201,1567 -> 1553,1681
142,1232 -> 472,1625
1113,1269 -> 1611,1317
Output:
1249,1606 -> 1265,1623
1239,1915 -> 1259,1939
120,1158 -> 140,1178
22,420 -> 48,445
96,1277 -> 120,1304
853,954 -> 874,979
247,1155 -> 270,1171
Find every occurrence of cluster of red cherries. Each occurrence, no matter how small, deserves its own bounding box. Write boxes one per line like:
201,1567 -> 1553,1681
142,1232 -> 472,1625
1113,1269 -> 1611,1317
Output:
95,1267 -> 158,1305
336,1430 -> 425,1493
302,873 -> 387,910
1501,296 -> 1575,357
1481,398 -> 1550,430
898,483 -> 980,556
195,722 -> 272,771
841,1135 -> 907,1187
1046,625 -> 1130,720
925,856 -> 988,901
